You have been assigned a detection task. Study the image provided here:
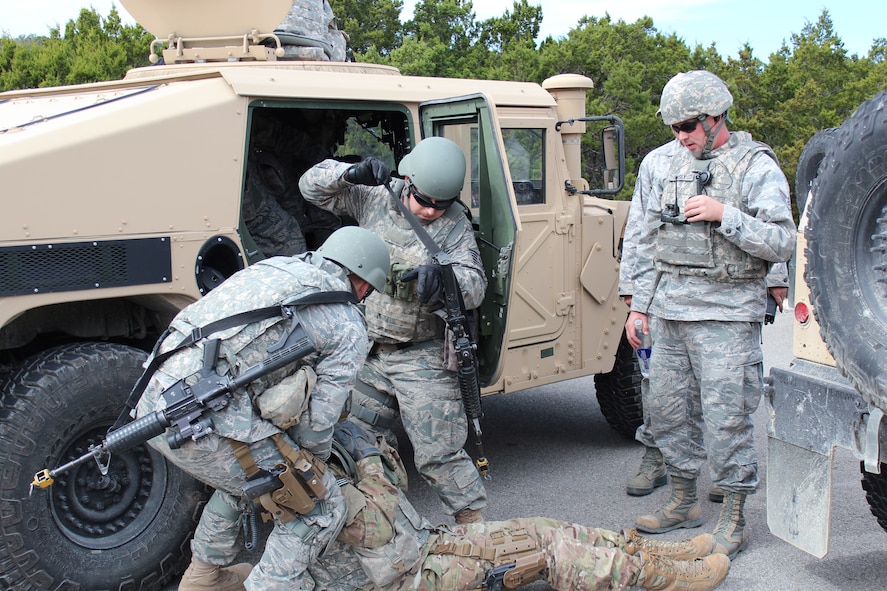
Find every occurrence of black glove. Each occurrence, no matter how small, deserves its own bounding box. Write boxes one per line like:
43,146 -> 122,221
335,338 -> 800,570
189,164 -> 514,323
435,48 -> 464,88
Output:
344,157 -> 391,186
400,264 -> 444,304
334,420 -> 381,461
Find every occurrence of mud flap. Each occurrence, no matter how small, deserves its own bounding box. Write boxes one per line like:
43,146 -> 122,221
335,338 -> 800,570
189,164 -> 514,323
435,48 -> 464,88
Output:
766,437 -> 832,558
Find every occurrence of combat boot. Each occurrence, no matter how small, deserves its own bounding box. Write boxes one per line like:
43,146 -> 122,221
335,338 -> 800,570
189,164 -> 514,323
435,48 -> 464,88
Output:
623,527 -> 715,560
636,476 -> 703,533
178,558 -> 253,591
708,486 -> 724,503
712,491 -> 749,559
454,507 -> 484,524
627,446 -> 668,496
633,551 -> 730,591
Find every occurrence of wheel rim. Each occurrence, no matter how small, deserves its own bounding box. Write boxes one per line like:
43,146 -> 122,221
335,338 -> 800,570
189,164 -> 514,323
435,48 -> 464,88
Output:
50,423 -> 169,550
854,176 -> 887,326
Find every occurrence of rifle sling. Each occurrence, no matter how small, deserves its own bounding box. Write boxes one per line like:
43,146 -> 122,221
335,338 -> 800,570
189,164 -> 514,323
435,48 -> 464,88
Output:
111,290 -> 356,432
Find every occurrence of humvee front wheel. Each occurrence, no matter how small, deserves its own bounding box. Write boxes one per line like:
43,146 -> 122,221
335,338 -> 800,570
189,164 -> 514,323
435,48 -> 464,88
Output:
593,331 -> 644,438
0,342 -> 208,591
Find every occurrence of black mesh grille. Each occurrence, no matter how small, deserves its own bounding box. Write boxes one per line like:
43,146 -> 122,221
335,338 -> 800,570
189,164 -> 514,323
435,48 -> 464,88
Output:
0,238 -> 172,297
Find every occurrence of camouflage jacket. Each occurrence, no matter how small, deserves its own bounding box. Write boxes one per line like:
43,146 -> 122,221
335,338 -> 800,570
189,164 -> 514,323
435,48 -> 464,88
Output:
631,131 -> 796,321
299,159 -> 486,344
620,138 -> 787,298
136,254 -> 368,451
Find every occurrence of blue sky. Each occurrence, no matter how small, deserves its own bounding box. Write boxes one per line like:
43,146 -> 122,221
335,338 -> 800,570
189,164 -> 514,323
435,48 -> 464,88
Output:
1,1 -> 883,61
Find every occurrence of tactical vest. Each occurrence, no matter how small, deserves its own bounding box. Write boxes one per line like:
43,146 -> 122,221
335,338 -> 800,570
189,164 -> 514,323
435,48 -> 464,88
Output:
366,203 -> 470,343
655,136 -> 773,281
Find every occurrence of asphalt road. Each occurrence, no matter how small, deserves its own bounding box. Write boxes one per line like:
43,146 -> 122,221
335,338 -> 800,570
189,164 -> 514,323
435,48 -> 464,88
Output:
166,309 -> 887,590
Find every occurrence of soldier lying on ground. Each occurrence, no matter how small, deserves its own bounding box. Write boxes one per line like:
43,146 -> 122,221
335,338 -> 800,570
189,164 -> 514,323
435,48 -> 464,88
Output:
304,421 -> 730,591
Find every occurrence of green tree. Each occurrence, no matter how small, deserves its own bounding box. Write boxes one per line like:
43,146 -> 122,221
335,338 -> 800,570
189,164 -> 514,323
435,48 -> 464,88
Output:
386,0 -> 480,77
473,0 -> 544,81
0,7 -> 151,91
329,0 -> 403,56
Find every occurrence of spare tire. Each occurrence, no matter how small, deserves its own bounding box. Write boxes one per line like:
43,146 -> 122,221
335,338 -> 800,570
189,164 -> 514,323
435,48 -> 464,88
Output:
805,89 -> 887,412
795,127 -> 838,216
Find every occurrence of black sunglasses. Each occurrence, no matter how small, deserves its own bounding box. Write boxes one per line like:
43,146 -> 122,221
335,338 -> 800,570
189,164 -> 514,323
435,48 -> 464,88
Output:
409,185 -> 455,210
671,118 -> 702,134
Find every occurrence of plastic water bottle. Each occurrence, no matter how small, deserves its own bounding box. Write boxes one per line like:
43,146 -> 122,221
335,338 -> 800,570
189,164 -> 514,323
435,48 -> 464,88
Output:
634,319 -> 652,378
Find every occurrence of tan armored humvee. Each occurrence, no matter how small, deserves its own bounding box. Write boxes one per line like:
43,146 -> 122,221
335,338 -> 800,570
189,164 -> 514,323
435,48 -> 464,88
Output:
0,1 -> 640,588
765,93 -> 887,558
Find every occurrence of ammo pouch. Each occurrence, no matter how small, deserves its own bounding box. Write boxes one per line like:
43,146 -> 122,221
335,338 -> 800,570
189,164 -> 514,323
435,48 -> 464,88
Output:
384,263 -> 416,301
232,433 -> 328,524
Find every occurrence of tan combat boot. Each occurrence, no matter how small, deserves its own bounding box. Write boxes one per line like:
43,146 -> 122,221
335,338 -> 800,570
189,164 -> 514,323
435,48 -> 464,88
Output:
633,551 -> 730,591
712,491 -> 749,559
623,527 -> 715,560
454,507 -> 484,524
178,558 -> 253,591
627,446 -> 668,496
636,476 -> 703,533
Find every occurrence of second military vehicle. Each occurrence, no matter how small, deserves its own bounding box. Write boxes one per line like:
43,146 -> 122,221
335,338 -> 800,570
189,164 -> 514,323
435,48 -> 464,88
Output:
0,1 -> 641,588
765,89 -> 887,557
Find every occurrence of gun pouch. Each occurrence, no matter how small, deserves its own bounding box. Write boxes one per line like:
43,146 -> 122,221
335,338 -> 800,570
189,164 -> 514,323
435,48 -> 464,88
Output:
231,435 -> 328,524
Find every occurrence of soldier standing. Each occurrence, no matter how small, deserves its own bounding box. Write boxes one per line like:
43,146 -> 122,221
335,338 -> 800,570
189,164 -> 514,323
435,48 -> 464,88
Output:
621,140 -> 789,502
135,227 -> 390,591
625,71 -> 796,559
299,136 -> 489,524
305,420 -> 731,591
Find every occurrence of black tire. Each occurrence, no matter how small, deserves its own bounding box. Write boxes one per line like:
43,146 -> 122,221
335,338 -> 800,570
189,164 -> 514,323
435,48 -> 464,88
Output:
791,127 -> 838,303
795,127 -> 839,216
805,89 -> 887,412
0,342 -> 209,591
861,462 -> 887,534
594,331 -> 644,438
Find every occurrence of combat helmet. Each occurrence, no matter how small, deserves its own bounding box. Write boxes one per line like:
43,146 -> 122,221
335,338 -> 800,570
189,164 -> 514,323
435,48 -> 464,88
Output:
397,136 -> 466,203
657,70 -> 733,125
316,226 -> 389,292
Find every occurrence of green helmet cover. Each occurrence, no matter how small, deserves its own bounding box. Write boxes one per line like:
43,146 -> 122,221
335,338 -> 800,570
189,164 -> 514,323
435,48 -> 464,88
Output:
657,70 -> 733,126
397,136 -> 466,201
316,226 -> 390,292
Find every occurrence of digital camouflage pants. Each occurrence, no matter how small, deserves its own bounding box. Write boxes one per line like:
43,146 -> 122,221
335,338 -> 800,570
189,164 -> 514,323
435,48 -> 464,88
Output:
348,339 -> 487,515
647,318 -> 763,493
148,432 -> 346,591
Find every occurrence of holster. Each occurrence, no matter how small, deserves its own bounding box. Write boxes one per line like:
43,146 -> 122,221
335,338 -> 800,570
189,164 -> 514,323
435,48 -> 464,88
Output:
433,527 -> 547,590
231,434 -> 328,524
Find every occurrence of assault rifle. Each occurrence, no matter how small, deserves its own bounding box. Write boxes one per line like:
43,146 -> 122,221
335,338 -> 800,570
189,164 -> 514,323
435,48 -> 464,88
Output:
385,180 -> 490,478
437,260 -> 489,478
32,323 -> 316,491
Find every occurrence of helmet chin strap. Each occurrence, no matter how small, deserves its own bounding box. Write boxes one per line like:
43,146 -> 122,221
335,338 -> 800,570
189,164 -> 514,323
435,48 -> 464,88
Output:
698,112 -> 728,158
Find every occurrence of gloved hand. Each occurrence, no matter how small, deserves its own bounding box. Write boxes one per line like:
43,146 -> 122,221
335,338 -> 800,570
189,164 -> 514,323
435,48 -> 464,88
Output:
344,157 -> 391,186
400,264 -> 444,304
334,420 -> 381,461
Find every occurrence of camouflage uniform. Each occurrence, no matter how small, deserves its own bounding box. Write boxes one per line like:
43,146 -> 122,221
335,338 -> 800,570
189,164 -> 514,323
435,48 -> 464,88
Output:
630,131 -> 796,492
621,138 -> 788,455
276,0 -> 347,61
306,455 -> 641,591
135,253 -> 368,591
299,159 -> 488,517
